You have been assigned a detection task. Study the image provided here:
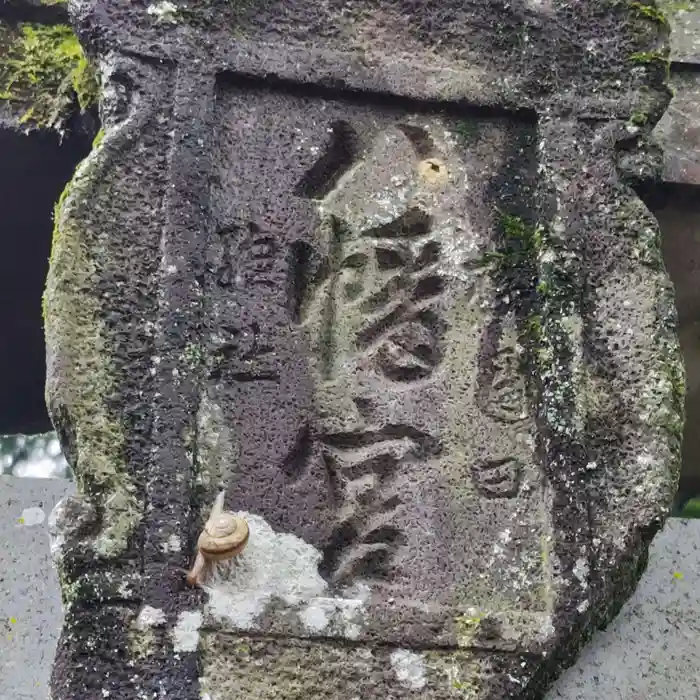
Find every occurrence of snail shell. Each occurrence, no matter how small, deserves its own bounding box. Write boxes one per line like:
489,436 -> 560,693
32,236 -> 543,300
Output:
197,512 -> 249,561
186,491 -> 250,587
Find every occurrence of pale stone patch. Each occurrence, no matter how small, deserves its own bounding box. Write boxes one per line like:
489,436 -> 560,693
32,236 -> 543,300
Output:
172,611 -> 202,652
390,649 -> 427,690
18,507 -> 45,527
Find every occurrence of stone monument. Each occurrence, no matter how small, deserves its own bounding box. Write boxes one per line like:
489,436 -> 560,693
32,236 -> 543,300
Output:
43,1 -> 684,698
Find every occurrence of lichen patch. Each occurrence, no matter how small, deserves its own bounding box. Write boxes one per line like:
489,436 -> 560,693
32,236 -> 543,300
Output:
203,513 -> 327,628
201,513 -> 368,639
136,606 -> 166,629
390,649 -> 427,690
172,611 -> 203,653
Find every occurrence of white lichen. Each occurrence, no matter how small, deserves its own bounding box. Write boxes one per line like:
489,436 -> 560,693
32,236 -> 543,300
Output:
172,611 -> 202,652
390,649 -> 427,690
298,590 -> 367,640
146,1 -> 179,23
202,513 -> 367,639
136,606 -> 167,629
161,533 -> 181,553
572,557 -> 590,590
204,513 -> 327,628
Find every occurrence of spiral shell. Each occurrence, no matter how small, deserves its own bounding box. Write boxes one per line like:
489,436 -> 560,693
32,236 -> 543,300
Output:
197,512 -> 249,561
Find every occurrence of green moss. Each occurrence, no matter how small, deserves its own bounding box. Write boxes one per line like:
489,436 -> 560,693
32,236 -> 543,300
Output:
629,1 -> 670,25
483,211 -> 546,281
44,130 -> 141,559
629,110 -> 649,126
629,50 -> 668,64
0,22 -> 98,129
454,612 -> 483,647
92,128 -> 105,149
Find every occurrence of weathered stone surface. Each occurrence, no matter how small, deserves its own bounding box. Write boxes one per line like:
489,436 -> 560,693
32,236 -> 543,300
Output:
653,72 -> 700,184
658,0 -> 700,64
44,2 -> 682,699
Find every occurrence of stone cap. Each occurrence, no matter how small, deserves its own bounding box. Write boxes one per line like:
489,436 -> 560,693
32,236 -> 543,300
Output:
71,0 -> 669,119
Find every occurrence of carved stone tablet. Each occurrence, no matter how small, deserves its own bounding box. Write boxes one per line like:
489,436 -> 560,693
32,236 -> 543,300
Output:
45,2 -> 683,699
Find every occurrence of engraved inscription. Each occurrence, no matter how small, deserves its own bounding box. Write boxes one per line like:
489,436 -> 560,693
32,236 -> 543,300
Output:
318,427 -> 440,584
319,439 -> 407,585
304,204 -> 449,579
472,284 -> 531,500
470,457 -> 523,499
298,206 -> 448,384
293,123 -> 455,586
280,425 -> 313,482
209,321 -> 279,382
206,221 -> 283,382
294,121 -> 360,199
477,314 -> 529,425
211,221 -> 279,290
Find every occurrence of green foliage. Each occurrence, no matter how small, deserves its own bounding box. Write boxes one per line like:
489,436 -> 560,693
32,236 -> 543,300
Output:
0,22 -> 98,129
629,50 -> 668,63
628,49 -> 671,84
629,111 -> 649,126
491,210 -> 546,277
678,497 -> 700,518
500,211 -> 545,250
629,1 -> 670,25
91,127 -> 105,149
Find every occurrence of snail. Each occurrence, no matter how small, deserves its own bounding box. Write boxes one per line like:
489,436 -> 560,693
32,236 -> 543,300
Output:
186,490 -> 249,587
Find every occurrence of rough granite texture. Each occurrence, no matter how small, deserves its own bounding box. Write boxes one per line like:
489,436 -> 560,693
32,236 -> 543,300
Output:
41,1 -> 684,699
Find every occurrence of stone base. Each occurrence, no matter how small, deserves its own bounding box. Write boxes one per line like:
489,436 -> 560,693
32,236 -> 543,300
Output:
200,634 -> 530,700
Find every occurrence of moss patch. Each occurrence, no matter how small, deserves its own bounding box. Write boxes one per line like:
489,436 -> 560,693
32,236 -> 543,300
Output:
629,1 -> 670,25
44,132 -> 141,559
629,49 -> 670,68
0,22 -> 98,129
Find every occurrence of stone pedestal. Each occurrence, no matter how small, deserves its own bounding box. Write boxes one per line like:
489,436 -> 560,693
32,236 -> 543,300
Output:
44,2 -> 682,698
